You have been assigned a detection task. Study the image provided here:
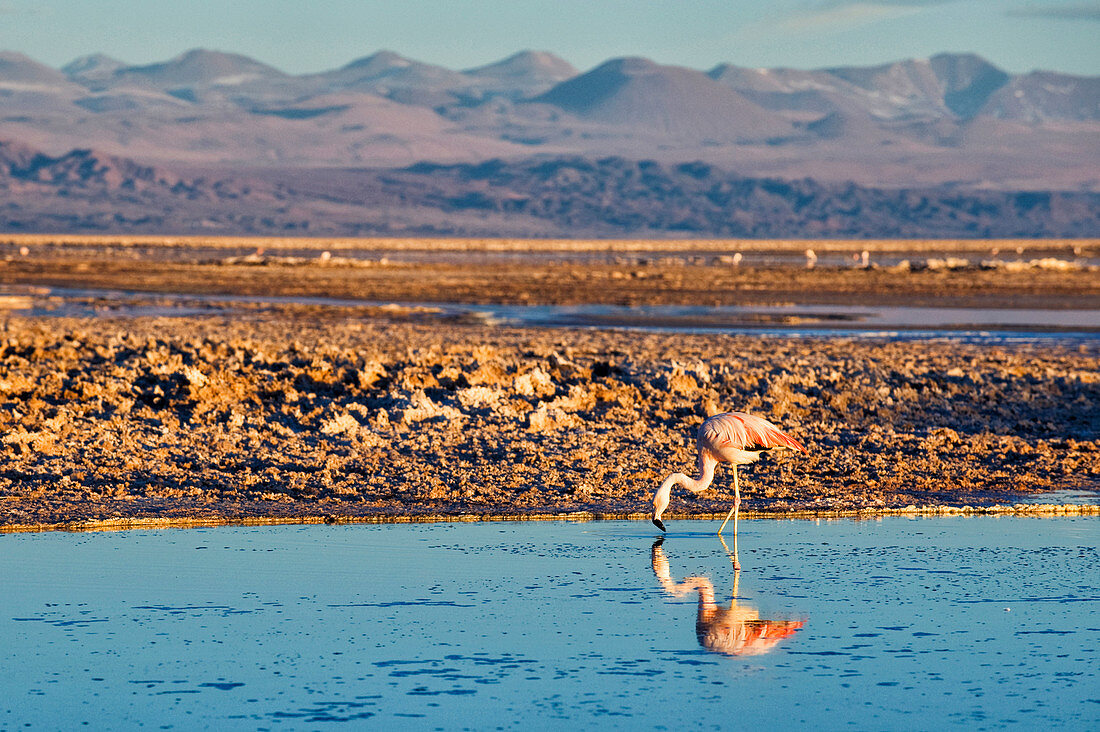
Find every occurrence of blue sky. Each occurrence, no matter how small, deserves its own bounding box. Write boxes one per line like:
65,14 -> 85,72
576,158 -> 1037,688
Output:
2,0 -> 1098,75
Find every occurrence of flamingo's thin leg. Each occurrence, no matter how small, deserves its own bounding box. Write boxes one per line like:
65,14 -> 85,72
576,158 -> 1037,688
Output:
718,533 -> 741,574
718,505 -> 735,535
732,472 -> 740,570
717,465 -> 741,537
734,466 -> 740,544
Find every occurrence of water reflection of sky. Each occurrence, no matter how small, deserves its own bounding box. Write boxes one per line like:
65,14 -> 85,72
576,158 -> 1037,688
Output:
1,517 -> 1097,728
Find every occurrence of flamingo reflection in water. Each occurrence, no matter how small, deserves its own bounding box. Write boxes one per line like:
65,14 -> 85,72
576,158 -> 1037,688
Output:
651,537 -> 805,657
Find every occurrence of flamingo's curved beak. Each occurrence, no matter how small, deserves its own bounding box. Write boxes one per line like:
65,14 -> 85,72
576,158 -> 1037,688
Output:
652,478 -> 672,533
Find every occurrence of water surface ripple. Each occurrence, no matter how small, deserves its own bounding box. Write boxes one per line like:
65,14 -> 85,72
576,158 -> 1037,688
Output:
2,517 -> 1097,729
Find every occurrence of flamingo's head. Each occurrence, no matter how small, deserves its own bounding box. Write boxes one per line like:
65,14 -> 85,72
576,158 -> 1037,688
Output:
652,476 -> 673,532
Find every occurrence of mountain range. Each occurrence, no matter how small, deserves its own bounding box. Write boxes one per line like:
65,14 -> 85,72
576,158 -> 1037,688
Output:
3,140 -> 1096,238
0,48 -> 1097,237
1,48 -> 1097,191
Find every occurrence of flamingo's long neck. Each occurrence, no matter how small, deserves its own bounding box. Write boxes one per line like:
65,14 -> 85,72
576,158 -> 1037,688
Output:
683,450 -> 718,494
653,452 -> 718,525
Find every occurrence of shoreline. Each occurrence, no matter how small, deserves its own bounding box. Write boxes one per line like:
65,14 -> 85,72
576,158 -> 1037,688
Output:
3,256 -> 1099,312
3,502 -> 1097,535
3,234 -> 1096,253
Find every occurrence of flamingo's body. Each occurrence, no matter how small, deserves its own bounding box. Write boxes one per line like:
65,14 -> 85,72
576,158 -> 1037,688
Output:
652,411 -> 806,536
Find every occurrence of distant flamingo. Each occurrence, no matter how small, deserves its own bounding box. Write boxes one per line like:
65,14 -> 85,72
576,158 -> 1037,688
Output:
652,411 -> 807,541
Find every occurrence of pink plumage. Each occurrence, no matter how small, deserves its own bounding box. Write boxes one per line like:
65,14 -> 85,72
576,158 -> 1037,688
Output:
699,411 -> 807,457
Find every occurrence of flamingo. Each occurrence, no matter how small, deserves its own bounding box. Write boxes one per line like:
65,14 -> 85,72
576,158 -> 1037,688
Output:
651,411 -> 807,540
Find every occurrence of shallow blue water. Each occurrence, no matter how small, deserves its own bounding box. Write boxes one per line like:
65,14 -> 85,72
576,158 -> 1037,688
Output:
2,517 -> 1097,730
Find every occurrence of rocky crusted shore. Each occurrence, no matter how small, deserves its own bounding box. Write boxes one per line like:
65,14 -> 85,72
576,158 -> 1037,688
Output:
1,310 -> 1096,530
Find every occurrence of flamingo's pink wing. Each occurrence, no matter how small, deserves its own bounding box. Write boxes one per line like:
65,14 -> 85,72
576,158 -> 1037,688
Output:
701,412 -> 807,453
740,619 -> 806,654
714,619 -> 806,656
